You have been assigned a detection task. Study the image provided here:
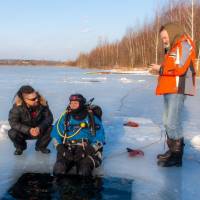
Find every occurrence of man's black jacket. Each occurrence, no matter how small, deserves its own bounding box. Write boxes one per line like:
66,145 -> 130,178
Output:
8,97 -> 53,135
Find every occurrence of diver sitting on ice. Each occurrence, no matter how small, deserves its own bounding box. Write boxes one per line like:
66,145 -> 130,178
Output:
51,94 -> 105,177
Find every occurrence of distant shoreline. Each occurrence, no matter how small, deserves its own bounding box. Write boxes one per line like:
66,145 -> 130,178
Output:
0,59 -> 68,66
0,59 -> 148,70
0,60 -> 152,73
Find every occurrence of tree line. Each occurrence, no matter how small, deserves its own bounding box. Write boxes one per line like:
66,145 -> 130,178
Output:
68,0 -> 200,74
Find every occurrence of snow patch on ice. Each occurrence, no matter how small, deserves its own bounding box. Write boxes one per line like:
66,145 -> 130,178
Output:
0,121 -> 10,140
120,78 -> 133,84
138,79 -> 146,82
191,135 -> 200,150
82,77 -> 107,81
119,78 -> 146,84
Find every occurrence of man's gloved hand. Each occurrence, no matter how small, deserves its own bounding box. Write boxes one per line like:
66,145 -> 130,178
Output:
56,144 -> 73,161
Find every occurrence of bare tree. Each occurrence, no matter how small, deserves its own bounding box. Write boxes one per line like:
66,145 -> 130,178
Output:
154,10 -> 160,64
124,28 -> 136,68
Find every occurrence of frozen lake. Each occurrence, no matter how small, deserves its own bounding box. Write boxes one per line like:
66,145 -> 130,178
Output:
0,65 -> 200,199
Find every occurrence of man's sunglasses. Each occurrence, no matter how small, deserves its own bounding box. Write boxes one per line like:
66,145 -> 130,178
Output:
25,96 -> 39,101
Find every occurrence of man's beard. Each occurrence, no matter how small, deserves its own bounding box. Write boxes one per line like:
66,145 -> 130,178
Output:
164,43 -> 170,54
30,103 -> 39,109
164,43 -> 170,49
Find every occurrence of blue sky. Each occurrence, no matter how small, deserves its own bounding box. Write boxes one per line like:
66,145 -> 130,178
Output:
0,0 -> 164,61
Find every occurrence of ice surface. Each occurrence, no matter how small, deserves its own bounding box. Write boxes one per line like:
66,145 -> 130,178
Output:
0,66 -> 200,199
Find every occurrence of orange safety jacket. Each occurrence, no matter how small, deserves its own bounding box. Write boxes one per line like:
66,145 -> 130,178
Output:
156,34 -> 196,96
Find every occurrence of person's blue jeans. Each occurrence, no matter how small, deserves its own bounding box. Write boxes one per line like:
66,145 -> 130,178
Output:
163,94 -> 185,139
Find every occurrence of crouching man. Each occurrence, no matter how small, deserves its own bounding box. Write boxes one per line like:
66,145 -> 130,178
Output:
51,94 -> 105,177
8,85 -> 53,155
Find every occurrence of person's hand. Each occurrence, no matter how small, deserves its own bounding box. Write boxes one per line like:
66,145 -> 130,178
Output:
30,127 -> 40,137
149,64 -> 161,72
30,128 -> 36,136
34,127 -> 40,135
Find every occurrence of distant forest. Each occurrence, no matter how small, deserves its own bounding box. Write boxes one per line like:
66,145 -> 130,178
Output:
68,0 -> 200,73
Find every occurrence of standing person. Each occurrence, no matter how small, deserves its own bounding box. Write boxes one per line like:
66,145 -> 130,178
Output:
51,94 -> 105,177
8,85 -> 53,155
150,23 -> 196,167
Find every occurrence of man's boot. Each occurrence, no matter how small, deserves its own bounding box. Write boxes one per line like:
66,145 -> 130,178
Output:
157,137 -> 174,161
157,138 -> 184,167
35,146 -> 51,154
8,129 -> 27,155
14,148 -> 23,155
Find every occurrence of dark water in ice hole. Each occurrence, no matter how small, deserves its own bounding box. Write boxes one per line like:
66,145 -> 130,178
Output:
2,173 -> 132,200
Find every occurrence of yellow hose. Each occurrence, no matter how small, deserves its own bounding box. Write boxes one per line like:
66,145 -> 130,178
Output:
56,111 -> 86,139
56,111 -> 66,138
